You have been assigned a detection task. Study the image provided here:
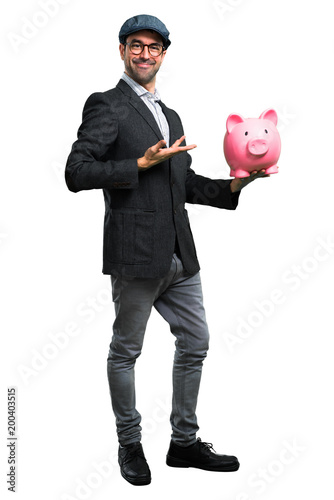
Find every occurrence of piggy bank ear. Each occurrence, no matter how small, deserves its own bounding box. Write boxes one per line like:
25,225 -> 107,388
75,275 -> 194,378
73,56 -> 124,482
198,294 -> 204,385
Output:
226,114 -> 245,133
259,109 -> 278,126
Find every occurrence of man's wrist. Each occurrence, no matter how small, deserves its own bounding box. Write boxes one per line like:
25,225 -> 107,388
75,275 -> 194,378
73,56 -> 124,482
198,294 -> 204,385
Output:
137,157 -> 147,171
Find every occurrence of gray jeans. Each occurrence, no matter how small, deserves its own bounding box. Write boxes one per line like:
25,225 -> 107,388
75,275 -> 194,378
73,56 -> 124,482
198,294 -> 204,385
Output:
107,253 -> 210,447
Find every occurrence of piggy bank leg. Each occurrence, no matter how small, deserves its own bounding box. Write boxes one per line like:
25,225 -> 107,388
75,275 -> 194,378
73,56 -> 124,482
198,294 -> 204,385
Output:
265,165 -> 279,174
231,168 -> 251,178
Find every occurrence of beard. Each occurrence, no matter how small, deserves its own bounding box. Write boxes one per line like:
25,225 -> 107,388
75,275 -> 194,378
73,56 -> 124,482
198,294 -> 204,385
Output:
124,58 -> 160,87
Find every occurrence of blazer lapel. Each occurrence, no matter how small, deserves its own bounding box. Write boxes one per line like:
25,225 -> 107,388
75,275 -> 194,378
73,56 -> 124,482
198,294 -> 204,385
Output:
116,79 -> 164,142
158,100 -> 177,146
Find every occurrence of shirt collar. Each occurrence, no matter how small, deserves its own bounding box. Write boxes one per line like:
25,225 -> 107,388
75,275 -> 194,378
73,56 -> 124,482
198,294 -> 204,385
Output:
121,72 -> 161,101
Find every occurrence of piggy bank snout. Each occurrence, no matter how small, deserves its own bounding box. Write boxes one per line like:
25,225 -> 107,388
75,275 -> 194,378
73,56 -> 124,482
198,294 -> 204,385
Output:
247,138 -> 268,156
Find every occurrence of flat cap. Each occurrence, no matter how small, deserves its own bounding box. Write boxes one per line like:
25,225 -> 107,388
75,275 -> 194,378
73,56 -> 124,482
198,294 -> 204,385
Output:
119,14 -> 171,49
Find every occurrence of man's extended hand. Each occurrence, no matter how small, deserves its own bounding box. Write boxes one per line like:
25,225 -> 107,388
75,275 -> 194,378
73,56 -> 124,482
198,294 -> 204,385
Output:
230,170 -> 271,193
138,136 -> 196,171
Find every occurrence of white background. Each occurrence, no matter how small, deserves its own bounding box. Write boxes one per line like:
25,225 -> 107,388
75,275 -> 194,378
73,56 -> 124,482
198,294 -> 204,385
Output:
1,0 -> 334,499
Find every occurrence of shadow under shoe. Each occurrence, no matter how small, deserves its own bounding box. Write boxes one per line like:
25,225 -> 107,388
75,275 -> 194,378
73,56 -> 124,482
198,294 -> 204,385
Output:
166,438 -> 240,472
118,442 -> 151,486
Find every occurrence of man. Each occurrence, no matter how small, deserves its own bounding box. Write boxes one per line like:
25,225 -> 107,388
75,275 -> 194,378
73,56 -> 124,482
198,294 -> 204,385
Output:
65,14 -> 268,486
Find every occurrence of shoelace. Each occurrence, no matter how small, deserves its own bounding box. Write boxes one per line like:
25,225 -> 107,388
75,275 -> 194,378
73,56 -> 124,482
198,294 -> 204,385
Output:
197,438 -> 216,454
122,444 -> 145,464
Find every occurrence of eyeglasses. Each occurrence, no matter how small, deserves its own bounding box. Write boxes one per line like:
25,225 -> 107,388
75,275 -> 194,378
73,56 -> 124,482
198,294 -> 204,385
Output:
124,41 -> 165,57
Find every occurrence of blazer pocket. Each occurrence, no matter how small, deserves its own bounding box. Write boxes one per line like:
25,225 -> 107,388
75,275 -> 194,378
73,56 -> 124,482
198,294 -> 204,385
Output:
107,209 -> 155,264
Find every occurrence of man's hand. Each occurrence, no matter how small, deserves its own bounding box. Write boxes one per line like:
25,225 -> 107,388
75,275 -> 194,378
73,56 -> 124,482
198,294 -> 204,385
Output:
138,136 -> 197,171
230,169 -> 271,193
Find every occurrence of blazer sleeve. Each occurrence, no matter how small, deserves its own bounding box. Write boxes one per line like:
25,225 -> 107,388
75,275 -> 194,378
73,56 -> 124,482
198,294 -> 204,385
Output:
185,152 -> 240,210
65,92 -> 139,192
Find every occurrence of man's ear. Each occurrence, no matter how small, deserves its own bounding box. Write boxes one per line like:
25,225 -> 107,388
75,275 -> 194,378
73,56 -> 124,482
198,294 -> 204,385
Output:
119,43 -> 125,61
161,50 -> 167,63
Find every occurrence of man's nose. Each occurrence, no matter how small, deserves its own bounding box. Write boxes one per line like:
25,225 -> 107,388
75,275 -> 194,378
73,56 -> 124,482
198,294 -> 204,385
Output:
141,45 -> 151,58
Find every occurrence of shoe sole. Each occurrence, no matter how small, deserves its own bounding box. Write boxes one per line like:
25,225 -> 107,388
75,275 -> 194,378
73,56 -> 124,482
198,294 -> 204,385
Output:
166,455 -> 240,472
120,469 -> 151,486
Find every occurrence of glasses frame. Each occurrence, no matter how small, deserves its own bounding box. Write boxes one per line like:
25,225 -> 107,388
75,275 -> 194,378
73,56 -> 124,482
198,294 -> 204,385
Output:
124,41 -> 165,57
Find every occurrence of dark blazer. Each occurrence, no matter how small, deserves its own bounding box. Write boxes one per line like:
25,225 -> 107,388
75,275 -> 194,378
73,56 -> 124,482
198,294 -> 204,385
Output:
65,79 -> 240,278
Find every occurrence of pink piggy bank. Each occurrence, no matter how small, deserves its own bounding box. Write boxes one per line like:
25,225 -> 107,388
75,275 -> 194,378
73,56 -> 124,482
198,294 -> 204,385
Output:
223,109 -> 281,178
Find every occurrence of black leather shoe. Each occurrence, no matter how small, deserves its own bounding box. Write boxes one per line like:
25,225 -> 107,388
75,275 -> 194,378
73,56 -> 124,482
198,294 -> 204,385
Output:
118,442 -> 151,485
166,438 -> 240,472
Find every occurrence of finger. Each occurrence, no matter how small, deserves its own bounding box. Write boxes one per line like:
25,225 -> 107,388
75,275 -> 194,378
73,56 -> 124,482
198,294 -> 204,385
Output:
171,135 -> 186,147
159,144 -> 197,156
152,140 -> 167,153
250,170 -> 266,178
177,144 -> 197,151
165,145 -> 197,156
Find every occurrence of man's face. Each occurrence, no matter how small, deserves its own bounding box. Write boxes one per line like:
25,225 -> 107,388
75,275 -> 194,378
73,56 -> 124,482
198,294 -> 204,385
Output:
120,30 -> 166,88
